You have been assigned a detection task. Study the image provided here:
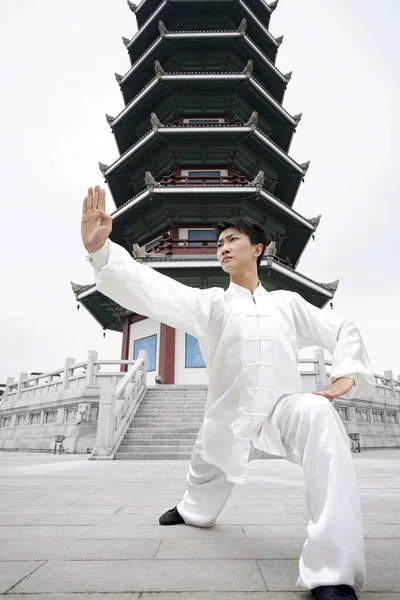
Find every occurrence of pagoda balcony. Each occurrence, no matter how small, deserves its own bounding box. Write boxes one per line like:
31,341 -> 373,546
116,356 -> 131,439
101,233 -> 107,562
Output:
133,0 -> 275,31
113,71 -> 296,153
147,235 -> 296,269
106,184 -> 318,269
158,170 -> 250,186
101,123 -> 308,207
121,30 -> 286,103
126,0 -> 279,64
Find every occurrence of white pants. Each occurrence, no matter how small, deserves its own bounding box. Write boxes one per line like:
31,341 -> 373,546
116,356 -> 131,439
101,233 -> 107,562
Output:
177,392 -> 366,592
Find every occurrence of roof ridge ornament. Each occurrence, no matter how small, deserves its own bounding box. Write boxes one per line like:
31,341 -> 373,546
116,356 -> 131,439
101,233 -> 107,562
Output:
238,18 -> 247,34
309,215 -> 321,228
151,112 -> 162,130
245,111 -> 258,130
251,170 -> 265,193
154,60 -> 165,78
275,35 -> 283,46
269,0 -> 279,12
70,282 -> 85,293
293,113 -> 303,125
132,243 -> 149,261
158,20 -> 168,36
127,0 -> 137,12
122,36 -> 130,47
115,72 -> 123,84
284,71 -> 293,82
324,279 -> 339,292
105,114 -> 115,127
300,160 -> 310,173
144,171 -> 160,192
243,60 -> 253,78
98,162 -> 110,176
265,241 -> 277,257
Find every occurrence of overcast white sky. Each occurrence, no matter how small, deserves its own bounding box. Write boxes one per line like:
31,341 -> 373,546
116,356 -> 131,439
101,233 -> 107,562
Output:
0,0 -> 399,383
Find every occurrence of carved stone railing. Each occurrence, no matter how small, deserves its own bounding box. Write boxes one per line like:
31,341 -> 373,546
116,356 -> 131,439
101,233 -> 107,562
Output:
0,350 -> 148,455
90,350 -> 148,459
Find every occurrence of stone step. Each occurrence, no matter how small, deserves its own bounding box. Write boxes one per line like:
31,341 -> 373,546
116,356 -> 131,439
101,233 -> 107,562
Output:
115,452 -> 192,460
127,427 -> 200,433
138,404 -> 205,410
117,445 -> 194,453
134,408 -> 204,419
120,438 -> 196,446
143,397 -> 207,402
123,432 -> 198,440
131,417 -> 202,426
144,393 -> 207,397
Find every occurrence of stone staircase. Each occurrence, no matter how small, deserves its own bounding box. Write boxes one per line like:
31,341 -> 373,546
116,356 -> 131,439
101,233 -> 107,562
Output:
114,385 -> 207,460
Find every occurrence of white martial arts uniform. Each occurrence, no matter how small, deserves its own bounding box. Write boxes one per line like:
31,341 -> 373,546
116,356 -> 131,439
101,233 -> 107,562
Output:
89,238 -> 375,591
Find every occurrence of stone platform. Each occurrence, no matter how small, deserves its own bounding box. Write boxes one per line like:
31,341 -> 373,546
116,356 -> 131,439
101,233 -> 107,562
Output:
0,449 -> 399,599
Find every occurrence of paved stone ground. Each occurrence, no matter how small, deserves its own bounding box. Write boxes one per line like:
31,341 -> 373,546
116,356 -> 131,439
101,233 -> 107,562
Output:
0,449 -> 399,599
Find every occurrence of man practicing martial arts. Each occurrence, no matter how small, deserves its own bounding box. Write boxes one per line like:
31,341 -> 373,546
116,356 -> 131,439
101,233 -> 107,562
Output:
82,185 -> 375,600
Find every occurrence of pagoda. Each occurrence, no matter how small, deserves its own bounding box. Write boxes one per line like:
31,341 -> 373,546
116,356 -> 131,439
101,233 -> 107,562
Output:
73,0 -> 339,385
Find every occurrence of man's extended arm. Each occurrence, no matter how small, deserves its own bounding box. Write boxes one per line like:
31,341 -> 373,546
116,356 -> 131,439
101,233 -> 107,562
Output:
81,186 -> 214,340
286,291 -> 376,400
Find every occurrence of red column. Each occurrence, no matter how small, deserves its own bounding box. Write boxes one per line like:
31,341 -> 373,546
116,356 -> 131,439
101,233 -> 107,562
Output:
120,316 -> 130,373
159,323 -> 176,384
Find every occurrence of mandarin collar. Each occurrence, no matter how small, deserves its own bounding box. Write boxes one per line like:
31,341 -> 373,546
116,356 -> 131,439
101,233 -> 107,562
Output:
227,279 -> 266,298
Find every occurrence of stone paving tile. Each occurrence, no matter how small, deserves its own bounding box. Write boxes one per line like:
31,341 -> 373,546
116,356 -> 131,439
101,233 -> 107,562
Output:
243,525 -> 307,539
0,525 -> 92,540
217,514 -> 308,525
155,539 -> 304,560
10,560 -> 267,593
117,504 -> 239,515
140,594 -> 307,599
82,524 -> 245,539
0,514 -> 44,525
0,505 -> 123,514
0,561 -> 44,594
0,539 -> 160,561
364,560 -> 400,592
0,595 -> 141,600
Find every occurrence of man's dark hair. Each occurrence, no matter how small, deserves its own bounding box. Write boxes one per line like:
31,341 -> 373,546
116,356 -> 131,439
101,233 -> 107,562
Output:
213,217 -> 271,271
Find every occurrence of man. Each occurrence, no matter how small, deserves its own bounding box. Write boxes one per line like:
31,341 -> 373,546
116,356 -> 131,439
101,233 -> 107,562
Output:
82,185 -> 375,600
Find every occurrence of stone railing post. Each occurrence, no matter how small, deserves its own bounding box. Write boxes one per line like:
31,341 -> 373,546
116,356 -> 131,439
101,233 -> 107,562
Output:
384,370 -> 396,398
85,350 -> 98,387
138,349 -> 148,384
92,380 -> 114,458
314,349 -> 328,390
63,358 -> 75,390
16,373 -> 28,400
5,377 -> 15,397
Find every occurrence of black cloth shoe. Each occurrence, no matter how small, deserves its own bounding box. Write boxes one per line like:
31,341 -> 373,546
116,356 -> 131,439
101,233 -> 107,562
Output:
159,506 -> 185,526
311,585 -> 358,599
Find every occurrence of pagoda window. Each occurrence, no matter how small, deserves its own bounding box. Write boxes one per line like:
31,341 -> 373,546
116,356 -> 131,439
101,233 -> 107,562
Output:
187,229 -> 217,247
181,169 -> 227,183
183,118 -> 225,125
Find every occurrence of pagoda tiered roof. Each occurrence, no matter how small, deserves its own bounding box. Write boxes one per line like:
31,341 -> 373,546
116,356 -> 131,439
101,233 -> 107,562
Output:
112,71 -> 297,153
127,0 -> 278,64
74,254 -> 335,332
101,123 -> 308,207
122,30 -> 287,103
132,0 -> 275,31
107,184 -> 318,268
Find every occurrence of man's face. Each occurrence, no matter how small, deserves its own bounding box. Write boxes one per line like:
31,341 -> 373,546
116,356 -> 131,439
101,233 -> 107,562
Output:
216,227 -> 262,273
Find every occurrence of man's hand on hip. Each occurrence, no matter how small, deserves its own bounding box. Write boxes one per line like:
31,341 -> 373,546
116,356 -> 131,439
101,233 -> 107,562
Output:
312,376 -> 355,401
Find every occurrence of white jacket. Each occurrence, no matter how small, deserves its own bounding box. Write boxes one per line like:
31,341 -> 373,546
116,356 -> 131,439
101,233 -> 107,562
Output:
89,239 -> 375,483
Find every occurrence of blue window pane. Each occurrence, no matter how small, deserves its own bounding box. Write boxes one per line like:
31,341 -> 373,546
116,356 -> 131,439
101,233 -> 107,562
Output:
188,170 -> 221,179
188,230 -> 217,247
185,334 -> 206,368
133,334 -> 157,372
188,119 -> 220,124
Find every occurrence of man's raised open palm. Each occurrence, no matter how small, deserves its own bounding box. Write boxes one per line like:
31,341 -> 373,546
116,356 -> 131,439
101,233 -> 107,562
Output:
81,186 -> 112,253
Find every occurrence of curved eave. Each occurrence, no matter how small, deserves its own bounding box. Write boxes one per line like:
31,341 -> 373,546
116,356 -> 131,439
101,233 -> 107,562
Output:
103,125 -> 305,206
109,185 -> 314,265
129,0 -> 277,63
124,31 -> 285,101
135,0 -> 273,30
114,72 -> 296,153
75,258 -> 335,326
